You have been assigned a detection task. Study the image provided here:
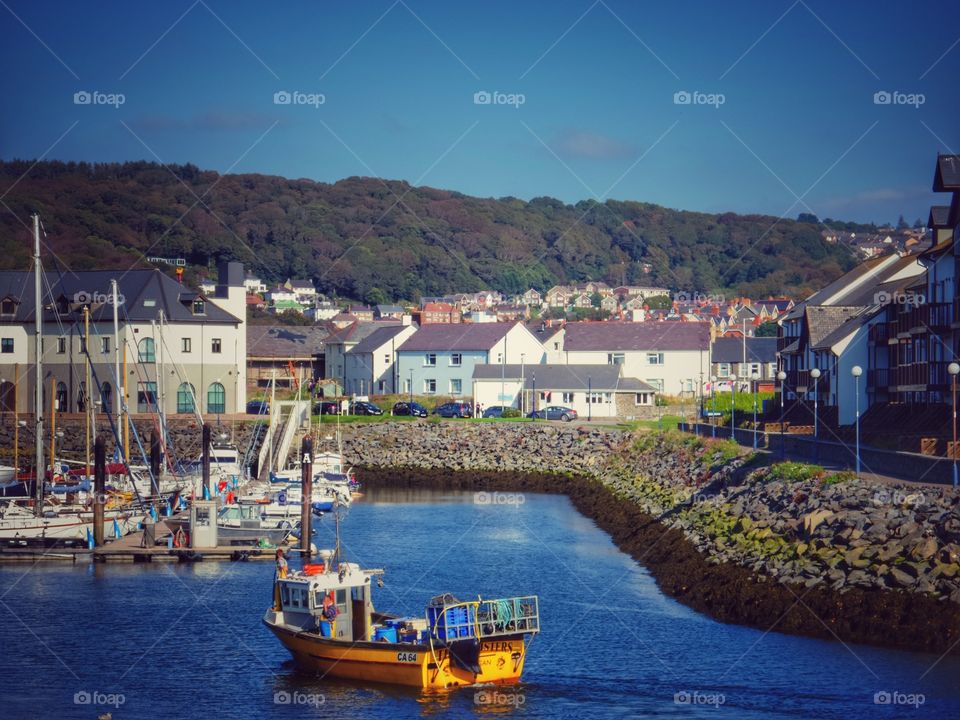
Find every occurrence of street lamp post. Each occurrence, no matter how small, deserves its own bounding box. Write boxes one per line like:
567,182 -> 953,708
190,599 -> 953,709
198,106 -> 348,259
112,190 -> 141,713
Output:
680,381 -> 685,432
729,374 -> 737,443
588,375 -> 592,422
710,375 -> 717,438
520,353 -> 525,415
531,373 -> 536,421
408,369 -> 413,405
777,370 -> 787,459
751,371 -> 760,450
852,365 -> 862,478
949,362 -> 959,488
810,368 -> 821,464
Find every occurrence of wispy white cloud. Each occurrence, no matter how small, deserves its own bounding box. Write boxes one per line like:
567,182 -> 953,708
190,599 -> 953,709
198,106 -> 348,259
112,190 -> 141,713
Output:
552,129 -> 637,160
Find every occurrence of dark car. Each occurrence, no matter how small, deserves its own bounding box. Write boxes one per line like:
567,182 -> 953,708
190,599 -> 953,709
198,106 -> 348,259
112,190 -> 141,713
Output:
313,401 -> 340,415
392,401 -> 428,417
432,401 -> 473,418
348,400 -> 383,416
528,405 -> 578,422
482,405 -> 509,418
246,400 -> 270,416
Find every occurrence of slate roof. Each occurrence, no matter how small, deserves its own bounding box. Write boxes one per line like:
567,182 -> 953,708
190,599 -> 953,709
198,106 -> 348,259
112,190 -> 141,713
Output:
561,321 -> 710,352
711,337 -> 778,364
246,325 -> 330,358
0,269 -> 241,325
398,322 -> 518,352
325,320 -> 403,346
928,205 -> 952,228
933,154 -> 960,191
805,306 -> 863,347
472,363 -> 656,392
351,324 -> 413,354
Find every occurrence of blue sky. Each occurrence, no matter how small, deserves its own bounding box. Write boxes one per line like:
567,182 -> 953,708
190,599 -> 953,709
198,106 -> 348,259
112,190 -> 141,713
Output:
1,0 -> 958,224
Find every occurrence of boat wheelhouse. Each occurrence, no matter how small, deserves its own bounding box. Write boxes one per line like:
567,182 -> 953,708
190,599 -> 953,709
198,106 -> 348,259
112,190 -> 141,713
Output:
263,551 -> 540,690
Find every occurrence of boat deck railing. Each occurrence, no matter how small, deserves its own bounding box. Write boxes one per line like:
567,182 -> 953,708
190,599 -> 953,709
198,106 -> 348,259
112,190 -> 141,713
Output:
428,596 -> 539,642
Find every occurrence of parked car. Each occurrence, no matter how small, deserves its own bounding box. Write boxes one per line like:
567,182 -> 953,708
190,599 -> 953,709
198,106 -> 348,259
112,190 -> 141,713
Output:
392,401 -> 428,417
313,401 -> 340,415
348,400 -> 383,416
246,400 -> 270,416
432,401 -> 473,418
482,405 -> 509,418
527,406 -> 578,422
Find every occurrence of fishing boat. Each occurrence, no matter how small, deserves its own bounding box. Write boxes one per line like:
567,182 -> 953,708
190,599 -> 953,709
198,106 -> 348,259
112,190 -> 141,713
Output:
263,552 -> 540,689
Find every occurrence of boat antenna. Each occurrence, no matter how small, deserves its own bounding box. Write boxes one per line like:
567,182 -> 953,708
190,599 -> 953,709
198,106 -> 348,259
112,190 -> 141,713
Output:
32,213 -> 44,516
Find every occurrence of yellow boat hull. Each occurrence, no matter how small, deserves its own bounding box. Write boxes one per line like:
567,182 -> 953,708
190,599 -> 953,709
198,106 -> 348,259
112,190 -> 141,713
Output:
264,612 -> 528,690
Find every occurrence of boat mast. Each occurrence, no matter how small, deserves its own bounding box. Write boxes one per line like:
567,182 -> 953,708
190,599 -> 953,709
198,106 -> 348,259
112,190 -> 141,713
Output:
32,214 -> 44,515
111,279 -> 122,464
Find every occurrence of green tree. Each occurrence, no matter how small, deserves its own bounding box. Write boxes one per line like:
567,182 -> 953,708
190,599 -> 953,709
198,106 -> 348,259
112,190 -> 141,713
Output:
755,320 -> 779,337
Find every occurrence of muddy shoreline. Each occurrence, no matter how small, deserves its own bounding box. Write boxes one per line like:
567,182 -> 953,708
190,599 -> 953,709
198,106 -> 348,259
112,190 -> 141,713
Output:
356,465 -> 960,656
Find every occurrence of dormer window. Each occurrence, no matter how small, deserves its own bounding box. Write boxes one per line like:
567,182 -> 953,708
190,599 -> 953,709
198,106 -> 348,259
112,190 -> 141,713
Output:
192,299 -> 205,315
0,298 -> 16,316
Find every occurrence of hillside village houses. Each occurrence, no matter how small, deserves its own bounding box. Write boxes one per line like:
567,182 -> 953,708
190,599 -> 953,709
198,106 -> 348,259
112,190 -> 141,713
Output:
0,261 -> 247,417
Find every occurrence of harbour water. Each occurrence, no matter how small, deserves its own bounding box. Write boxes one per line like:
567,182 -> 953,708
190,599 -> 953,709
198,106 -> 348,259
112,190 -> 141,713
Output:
2,487 -> 958,719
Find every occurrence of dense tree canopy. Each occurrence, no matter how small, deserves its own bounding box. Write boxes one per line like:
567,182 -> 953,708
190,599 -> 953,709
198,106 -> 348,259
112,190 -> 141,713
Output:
0,160 -> 858,301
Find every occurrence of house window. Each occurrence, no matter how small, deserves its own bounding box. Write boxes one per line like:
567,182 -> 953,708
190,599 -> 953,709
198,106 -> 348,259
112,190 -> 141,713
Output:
404,379 -> 412,394
647,352 -> 663,365
137,381 -> 158,413
450,353 -> 462,367
138,337 -> 155,363
211,338 -> 222,353
424,379 -> 436,394
635,392 -> 652,406
192,299 -> 205,315
378,380 -> 386,393
176,383 -> 195,414
384,354 -> 390,365
182,338 -> 192,353
425,353 -> 436,366
450,379 -> 462,395
496,353 -> 503,363
57,337 -> 66,354
79,336 -> 86,353
553,342 -> 559,350
749,363 -> 761,378
0,299 -> 15,316
717,363 -> 730,378
207,382 -> 226,414
608,352 -> 625,365
562,392 -> 574,404
101,337 -> 110,354
588,393 -> 603,403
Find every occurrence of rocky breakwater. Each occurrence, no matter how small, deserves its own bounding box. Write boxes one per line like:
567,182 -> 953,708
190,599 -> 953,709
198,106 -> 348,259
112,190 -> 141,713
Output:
345,422 -> 960,653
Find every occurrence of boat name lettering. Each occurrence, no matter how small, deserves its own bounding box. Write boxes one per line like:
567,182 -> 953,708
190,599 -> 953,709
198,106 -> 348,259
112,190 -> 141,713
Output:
481,641 -> 513,652
397,652 -> 418,663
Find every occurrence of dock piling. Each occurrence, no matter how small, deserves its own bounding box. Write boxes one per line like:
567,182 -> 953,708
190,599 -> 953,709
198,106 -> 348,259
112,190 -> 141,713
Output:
93,436 -> 105,547
201,423 -> 211,498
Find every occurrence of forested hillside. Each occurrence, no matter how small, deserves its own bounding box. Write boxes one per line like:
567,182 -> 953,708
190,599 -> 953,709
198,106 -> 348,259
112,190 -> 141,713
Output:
0,160 -> 858,302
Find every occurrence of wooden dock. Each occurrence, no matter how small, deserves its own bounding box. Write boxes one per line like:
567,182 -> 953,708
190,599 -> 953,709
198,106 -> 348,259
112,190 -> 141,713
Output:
0,521 -> 293,564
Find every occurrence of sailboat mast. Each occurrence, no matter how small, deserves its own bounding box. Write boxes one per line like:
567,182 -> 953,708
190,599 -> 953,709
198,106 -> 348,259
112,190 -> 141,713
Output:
32,214 -> 44,514
112,279 -> 122,462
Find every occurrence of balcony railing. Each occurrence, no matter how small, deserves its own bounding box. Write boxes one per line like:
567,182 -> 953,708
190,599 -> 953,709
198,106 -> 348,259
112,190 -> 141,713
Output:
869,323 -> 891,343
928,302 -> 952,329
868,367 -> 890,390
787,369 -> 830,394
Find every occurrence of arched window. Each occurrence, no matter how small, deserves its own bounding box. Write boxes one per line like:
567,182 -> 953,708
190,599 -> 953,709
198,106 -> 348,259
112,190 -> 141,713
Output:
77,381 -> 86,413
55,381 -> 67,412
100,382 -> 112,413
176,383 -> 196,414
0,380 -> 14,412
138,337 -> 155,363
207,382 -> 225,414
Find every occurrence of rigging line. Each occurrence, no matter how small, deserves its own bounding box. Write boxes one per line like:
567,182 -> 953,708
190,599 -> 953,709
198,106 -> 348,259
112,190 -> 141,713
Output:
80,324 -> 147,510
152,328 -> 203,476
121,335 -> 162,495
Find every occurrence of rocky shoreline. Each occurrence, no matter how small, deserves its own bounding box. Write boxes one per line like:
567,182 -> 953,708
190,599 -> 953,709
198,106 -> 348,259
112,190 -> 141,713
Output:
341,422 -> 960,655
